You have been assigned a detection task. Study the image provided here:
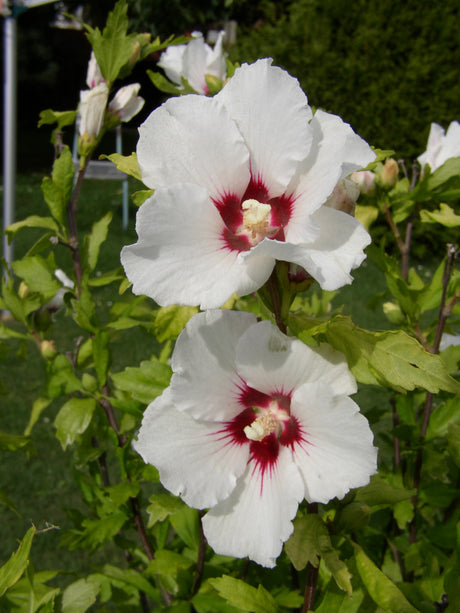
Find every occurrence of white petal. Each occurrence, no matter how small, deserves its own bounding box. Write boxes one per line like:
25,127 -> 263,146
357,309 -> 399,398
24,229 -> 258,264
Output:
137,95 -> 250,200
171,310 -> 257,421
121,183 -> 274,309
302,206 -> 371,290
205,31 -> 227,80
202,447 -> 304,567
286,110 -> 376,237
291,383 -> 377,504
236,321 -> 356,396
216,58 -> 313,197
182,36 -> 209,93
157,44 -> 187,85
437,120 -> 460,168
417,122 -> 444,170
134,390 -> 249,509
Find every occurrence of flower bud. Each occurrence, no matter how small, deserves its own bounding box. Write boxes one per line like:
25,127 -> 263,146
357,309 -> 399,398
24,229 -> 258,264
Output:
77,83 -> 109,150
106,83 -> 144,129
40,340 -> 57,360
379,158 -> 399,188
18,281 -> 30,299
383,301 -> 405,325
350,170 -> 376,194
324,178 -> 360,216
86,51 -> 105,89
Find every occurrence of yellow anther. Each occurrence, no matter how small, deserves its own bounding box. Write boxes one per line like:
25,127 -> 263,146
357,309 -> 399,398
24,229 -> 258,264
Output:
244,412 -> 278,442
242,199 -> 271,238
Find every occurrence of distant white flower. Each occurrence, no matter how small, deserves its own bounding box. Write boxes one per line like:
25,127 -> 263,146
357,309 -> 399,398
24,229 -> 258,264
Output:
135,310 -> 377,567
78,83 -> 109,138
417,121 -> 460,172
158,31 -> 226,94
86,51 -> 105,89
108,83 -> 144,123
122,59 -> 375,309
46,269 -> 75,310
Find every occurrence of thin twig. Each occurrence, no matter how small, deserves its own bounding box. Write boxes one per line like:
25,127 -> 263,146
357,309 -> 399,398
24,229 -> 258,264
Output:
192,511 -> 207,595
301,503 -> 319,613
409,244 -> 458,545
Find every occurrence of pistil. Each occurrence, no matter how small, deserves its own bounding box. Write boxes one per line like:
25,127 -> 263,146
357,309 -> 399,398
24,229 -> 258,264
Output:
242,199 -> 272,239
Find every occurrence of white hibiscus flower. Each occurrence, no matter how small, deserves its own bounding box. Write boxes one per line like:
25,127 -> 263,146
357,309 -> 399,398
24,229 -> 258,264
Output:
121,59 -> 375,309
158,31 -> 226,95
134,310 -> 377,568
417,121 -> 460,173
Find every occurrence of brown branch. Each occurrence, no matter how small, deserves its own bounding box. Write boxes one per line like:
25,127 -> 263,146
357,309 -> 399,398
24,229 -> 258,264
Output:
301,503 -> 319,613
409,244 -> 457,545
192,511 -> 207,595
382,201 -> 405,257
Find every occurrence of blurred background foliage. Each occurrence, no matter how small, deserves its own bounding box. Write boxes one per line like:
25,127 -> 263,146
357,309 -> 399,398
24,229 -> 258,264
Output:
2,0 -> 460,170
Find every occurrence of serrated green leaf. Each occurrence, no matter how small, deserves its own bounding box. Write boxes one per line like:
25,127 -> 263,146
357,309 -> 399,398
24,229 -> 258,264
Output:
426,397 -> 460,440
147,69 -> 184,95
0,323 -> 29,340
314,582 -> 365,613
132,188 -> 154,207
71,284 -> 98,333
0,430 -> 33,452
112,359 -> 171,404
353,543 -> 418,612
209,576 -> 278,613
325,316 -> 460,394
38,108 -> 76,130
0,527 -> 35,597
93,330 -> 109,387
46,354 -> 82,399
420,202 -> 460,227
447,423 -> 460,467
285,514 -> 352,595
83,212 -> 112,272
169,507 -> 200,550
54,397 -> 97,449
154,305 -> 199,342
146,492 -> 184,527
355,474 -> 416,506
76,512 -> 128,550
100,152 -> 141,180
62,577 -> 100,613
85,0 -> 137,85
285,514 -> 322,570
5,215 -> 60,240
12,256 -> 61,301
426,156 -> 460,190
192,591 -> 240,613
41,146 -> 74,225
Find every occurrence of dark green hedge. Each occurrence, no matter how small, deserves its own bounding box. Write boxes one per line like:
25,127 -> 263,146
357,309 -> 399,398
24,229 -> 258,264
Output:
230,0 -> 460,159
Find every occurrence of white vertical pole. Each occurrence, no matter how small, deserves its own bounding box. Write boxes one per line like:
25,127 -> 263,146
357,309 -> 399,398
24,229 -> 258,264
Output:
2,14 -> 17,275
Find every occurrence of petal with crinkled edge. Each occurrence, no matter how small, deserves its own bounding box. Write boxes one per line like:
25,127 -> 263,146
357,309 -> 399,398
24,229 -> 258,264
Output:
171,310 -> 258,421
137,95 -> 250,200
245,206 -> 370,290
121,184 -> 275,309
291,383 -> 377,504
202,446 -> 304,567
285,110 -> 376,241
216,59 -> 313,198
134,390 -> 249,509
235,321 -> 357,397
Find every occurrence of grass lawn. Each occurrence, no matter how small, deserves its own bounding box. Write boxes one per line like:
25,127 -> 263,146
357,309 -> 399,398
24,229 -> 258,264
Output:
0,171 -> 409,576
